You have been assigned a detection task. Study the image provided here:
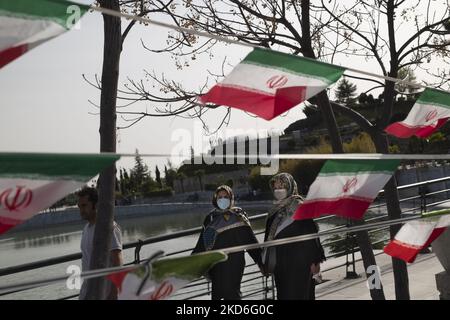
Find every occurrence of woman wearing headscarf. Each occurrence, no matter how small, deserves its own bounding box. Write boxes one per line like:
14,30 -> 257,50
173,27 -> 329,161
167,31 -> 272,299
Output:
263,173 -> 325,300
192,185 -> 263,300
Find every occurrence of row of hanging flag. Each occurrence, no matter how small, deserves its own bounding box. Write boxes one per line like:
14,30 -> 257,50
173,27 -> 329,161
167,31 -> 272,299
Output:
1,153 -> 449,265
1,0 -> 450,140
1,0 -> 450,299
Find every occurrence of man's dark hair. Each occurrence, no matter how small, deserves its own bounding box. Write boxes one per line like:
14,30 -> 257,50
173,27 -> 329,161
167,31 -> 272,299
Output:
77,187 -> 98,207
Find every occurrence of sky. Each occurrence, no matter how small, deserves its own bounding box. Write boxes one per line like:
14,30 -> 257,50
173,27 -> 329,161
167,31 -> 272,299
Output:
0,1 -> 307,176
0,0 -> 448,178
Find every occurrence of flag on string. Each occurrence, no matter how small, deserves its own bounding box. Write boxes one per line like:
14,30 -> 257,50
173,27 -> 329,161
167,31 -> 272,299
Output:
384,211 -> 450,263
385,88 -> 450,138
0,153 -> 119,234
108,251 -> 227,300
199,48 -> 345,120
0,0 -> 89,69
294,160 -> 399,220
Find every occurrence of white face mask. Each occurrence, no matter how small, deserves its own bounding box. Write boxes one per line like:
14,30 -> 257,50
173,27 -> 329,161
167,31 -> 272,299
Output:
273,189 -> 288,200
217,198 -> 231,210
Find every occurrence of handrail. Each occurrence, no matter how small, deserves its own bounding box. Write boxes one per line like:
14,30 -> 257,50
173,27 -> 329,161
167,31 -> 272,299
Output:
1,175 -> 449,299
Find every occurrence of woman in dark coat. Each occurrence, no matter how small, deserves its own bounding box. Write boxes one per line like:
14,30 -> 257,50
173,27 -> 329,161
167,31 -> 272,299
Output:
263,173 -> 325,300
192,185 -> 262,300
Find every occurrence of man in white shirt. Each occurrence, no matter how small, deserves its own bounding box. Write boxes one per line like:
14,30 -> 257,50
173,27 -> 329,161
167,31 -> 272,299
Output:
77,187 -> 123,300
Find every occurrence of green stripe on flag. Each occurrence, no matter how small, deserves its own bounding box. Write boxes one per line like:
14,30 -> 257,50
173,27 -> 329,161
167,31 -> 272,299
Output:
320,159 -> 400,175
244,48 -> 345,82
0,0 -> 89,28
422,208 -> 450,219
417,88 -> 450,109
0,153 -> 120,180
152,252 -> 227,281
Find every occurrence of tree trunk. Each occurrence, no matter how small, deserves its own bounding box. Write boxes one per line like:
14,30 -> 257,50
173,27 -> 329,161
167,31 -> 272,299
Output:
315,91 -> 344,153
85,0 -> 121,300
316,91 -> 386,300
300,0 -> 385,300
369,0 -> 410,299
351,220 -> 386,300
373,133 -> 410,300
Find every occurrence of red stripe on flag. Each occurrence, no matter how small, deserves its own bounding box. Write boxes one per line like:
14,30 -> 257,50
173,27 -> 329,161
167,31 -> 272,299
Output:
0,216 -> 23,235
0,44 -> 29,69
384,227 -> 447,263
107,269 -> 132,292
383,239 -> 422,263
0,223 -> 15,235
200,85 -> 307,120
414,118 -> 448,138
385,118 -> 448,138
294,198 -> 371,220
423,227 -> 447,248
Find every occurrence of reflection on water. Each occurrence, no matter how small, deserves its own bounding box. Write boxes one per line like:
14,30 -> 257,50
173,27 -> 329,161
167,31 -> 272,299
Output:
0,210 -> 211,268
0,205 -> 339,299
13,233 -> 74,250
117,211 -> 207,241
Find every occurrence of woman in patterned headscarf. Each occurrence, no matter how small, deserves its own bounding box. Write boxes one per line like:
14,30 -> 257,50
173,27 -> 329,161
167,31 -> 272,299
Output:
263,172 -> 325,300
192,185 -> 262,300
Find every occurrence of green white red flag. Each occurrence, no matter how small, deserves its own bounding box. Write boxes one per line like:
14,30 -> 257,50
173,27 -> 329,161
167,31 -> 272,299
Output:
0,0 -> 89,69
0,153 -> 119,234
108,251 -> 227,300
294,160 -> 399,220
384,210 -> 450,263
385,88 -> 450,138
199,48 -> 345,120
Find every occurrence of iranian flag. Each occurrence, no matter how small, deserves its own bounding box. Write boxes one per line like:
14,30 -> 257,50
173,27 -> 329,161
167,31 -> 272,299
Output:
199,48 -> 345,120
294,160 -> 399,220
384,210 -> 450,263
0,153 -> 119,234
109,251 -> 227,300
0,0 -> 89,69
385,88 -> 450,138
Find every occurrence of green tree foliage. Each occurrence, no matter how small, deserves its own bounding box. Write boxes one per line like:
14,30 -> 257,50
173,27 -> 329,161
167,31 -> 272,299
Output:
407,133 -> 449,154
155,165 -> 162,188
335,78 -> 357,106
117,150 -> 165,198
130,149 -> 149,189
164,165 -> 177,189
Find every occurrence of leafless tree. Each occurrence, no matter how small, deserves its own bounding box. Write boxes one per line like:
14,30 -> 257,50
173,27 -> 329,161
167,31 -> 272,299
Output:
85,0 -> 174,300
106,0 -> 392,300
87,0 -> 449,300
319,0 -> 449,300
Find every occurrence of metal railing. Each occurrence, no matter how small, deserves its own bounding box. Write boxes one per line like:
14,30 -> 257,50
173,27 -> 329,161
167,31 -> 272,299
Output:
0,175 -> 449,300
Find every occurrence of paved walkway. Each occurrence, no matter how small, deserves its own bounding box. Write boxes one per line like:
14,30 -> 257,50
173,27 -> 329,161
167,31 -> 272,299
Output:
316,250 -> 444,300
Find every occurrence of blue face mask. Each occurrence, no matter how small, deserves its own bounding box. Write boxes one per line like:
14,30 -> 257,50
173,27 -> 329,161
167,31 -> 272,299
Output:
217,198 -> 231,210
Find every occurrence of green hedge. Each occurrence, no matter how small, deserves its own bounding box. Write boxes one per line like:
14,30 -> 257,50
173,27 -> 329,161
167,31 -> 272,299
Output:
144,188 -> 173,198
